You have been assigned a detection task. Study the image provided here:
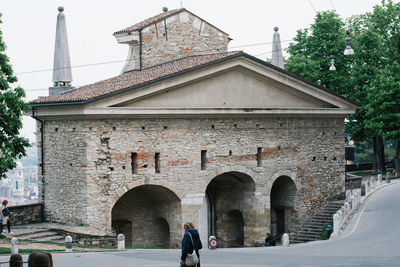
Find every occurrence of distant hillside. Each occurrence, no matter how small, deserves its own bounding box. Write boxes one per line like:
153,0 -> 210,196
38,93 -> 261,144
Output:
20,144 -> 38,167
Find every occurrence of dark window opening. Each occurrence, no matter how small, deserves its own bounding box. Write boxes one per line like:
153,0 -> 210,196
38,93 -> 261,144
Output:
122,166 -> 126,170
113,127 -> 116,131
324,156 -> 327,161
201,150 -> 207,170
229,150 -> 232,156
55,127 -> 58,132
72,127 -> 75,132
257,147 -> 262,167
211,124 -> 215,129
131,153 -> 138,174
141,126 -> 145,130
155,153 -> 160,173
164,126 -> 168,130
234,124 -> 237,128
277,146 -> 281,150
108,167 -> 114,171
312,156 -> 316,161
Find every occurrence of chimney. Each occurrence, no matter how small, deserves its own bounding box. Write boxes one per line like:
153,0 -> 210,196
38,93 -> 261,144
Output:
271,27 -> 284,69
49,6 -> 75,96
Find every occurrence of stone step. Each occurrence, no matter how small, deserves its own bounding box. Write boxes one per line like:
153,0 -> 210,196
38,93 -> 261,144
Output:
17,231 -> 61,241
13,228 -> 51,238
291,200 -> 342,244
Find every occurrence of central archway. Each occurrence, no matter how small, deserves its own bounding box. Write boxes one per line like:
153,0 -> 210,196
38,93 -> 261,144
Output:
270,176 -> 297,237
111,185 -> 181,248
206,171 -> 255,247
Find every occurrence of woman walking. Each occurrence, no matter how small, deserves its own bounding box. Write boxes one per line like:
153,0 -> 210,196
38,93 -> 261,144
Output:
180,222 -> 202,267
0,200 -> 12,235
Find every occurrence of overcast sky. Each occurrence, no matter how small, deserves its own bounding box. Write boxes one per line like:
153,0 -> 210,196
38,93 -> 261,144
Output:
0,0 -> 396,142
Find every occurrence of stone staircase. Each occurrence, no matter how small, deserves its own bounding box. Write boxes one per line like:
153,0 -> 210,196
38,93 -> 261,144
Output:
13,229 -> 64,242
291,200 -> 343,244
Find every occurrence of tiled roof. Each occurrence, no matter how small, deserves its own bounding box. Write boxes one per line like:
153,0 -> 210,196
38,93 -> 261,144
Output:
30,51 -> 243,105
114,8 -> 184,34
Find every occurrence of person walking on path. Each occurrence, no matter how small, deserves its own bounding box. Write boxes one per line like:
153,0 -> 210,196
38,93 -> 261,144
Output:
0,200 -> 12,235
180,222 -> 202,267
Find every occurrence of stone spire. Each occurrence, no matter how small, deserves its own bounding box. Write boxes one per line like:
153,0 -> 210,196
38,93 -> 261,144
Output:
49,6 -> 74,96
271,27 -> 284,69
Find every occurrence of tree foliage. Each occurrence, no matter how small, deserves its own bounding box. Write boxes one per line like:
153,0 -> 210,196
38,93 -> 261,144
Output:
285,1 -> 400,170
0,13 -> 30,179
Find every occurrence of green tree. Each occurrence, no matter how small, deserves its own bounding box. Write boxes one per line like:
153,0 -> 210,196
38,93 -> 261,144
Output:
0,13 -> 30,178
285,11 -> 353,98
285,1 -> 400,171
364,63 -> 400,175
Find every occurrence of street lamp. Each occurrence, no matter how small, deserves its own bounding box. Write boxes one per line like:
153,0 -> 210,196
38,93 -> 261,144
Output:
344,31 -> 354,55
329,58 -> 336,71
329,31 -> 355,70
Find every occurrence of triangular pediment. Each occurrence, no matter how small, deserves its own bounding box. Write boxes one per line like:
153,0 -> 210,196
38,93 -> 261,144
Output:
111,68 -> 338,109
32,54 -> 357,118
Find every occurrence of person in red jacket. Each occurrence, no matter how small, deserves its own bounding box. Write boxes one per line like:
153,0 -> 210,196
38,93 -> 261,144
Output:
180,222 -> 202,267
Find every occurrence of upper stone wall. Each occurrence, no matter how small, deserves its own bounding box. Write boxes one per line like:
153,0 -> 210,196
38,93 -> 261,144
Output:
116,10 -> 230,72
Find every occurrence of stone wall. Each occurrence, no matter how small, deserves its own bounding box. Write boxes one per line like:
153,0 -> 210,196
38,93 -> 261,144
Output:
40,116 -> 346,245
124,10 -> 229,70
9,203 -> 42,225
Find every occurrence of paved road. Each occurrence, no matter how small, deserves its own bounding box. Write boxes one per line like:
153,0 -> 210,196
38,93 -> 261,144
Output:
5,182 -> 400,266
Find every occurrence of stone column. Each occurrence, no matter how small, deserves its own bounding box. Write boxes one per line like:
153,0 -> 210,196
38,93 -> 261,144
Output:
245,192 -> 269,247
182,193 -> 205,242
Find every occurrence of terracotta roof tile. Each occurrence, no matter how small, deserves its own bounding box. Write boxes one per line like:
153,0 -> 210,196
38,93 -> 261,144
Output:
114,8 -> 184,34
30,51 -> 243,105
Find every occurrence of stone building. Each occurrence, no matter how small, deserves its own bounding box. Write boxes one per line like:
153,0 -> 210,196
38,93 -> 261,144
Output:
28,7 -> 357,248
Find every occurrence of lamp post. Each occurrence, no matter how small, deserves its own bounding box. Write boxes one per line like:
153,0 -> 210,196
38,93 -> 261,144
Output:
344,31 -> 355,55
329,31 -> 355,70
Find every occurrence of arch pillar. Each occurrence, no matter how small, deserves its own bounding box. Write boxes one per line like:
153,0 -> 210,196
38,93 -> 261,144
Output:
181,193 -> 207,243
243,191 -> 270,247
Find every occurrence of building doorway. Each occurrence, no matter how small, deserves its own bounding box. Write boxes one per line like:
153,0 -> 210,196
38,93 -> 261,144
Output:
270,176 -> 297,237
111,185 -> 181,248
206,171 -> 255,247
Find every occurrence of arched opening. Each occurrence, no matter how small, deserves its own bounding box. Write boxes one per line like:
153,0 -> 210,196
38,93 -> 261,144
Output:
225,209 -> 244,247
111,185 -> 181,248
270,176 -> 297,237
206,171 -> 255,247
153,217 -> 170,248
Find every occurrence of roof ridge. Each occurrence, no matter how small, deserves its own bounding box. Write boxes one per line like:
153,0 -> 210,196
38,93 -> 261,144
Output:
114,8 -> 184,34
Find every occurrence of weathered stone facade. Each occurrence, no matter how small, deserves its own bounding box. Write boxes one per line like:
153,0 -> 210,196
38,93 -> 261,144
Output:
38,116 -> 345,247
31,8 -> 357,249
114,9 -> 229,72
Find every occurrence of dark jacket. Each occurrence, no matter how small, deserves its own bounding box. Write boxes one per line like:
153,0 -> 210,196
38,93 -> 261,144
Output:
181,229 -> 202,261
265,234 -> 276,246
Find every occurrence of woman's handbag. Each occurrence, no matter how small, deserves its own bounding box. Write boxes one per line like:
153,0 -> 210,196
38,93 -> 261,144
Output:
185,232 -> 199,266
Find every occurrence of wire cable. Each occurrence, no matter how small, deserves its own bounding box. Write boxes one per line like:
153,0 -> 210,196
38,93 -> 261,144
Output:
307,0 -> 317,13
14,39 -> 293,76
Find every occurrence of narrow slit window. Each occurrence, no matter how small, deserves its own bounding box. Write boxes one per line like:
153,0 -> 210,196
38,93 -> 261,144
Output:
155,153 -> 160,173
257,147 -> 262,167
201,150 -> 207,170
131,152 -> 138,174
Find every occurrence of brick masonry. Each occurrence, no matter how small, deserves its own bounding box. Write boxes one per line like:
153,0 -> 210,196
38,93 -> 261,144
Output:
38,116 -> 346,247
